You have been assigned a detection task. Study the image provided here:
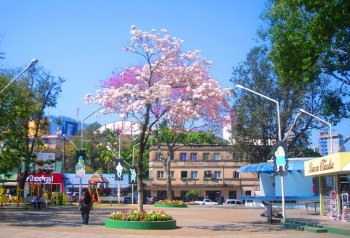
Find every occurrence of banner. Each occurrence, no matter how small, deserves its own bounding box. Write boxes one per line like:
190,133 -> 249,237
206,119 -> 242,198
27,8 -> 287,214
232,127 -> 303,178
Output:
35,152 -> 56,171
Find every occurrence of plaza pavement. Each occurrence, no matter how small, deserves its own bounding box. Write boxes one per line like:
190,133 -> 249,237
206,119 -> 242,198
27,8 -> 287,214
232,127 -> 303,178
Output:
0,203 -> 348,238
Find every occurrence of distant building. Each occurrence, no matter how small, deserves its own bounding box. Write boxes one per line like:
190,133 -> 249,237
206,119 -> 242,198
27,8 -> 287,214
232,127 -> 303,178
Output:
46,115 -> 79,136
318,132 -> 344,156
96,120 -> 140,135
144,145 -> 258,201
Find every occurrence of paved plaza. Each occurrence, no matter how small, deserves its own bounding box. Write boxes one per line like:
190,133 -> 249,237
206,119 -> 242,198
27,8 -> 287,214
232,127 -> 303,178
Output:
0,203 -> 348,237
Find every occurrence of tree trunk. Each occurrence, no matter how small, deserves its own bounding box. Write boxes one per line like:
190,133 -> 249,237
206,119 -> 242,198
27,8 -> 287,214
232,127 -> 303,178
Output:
165,157 -> 173,200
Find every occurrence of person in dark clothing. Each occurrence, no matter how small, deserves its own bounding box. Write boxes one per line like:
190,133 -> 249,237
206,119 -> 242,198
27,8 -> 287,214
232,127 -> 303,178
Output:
31,196 -> 41,209
79,191 -> 93,225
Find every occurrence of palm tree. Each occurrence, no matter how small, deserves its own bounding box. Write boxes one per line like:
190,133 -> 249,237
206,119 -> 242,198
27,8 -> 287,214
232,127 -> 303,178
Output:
102,149 -> 114,173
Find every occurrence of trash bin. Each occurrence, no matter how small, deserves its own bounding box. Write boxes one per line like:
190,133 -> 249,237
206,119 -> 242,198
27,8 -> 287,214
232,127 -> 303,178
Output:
262,200 -> 272,223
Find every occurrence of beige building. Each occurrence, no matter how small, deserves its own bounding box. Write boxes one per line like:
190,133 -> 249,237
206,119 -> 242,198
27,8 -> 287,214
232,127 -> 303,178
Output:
143,145 -> 259,202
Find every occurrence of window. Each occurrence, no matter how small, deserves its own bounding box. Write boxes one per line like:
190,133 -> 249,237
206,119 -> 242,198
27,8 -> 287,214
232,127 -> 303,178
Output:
190,171 -> 198,179
233,171 -> 240,178
245,191 -> 251,196
190,153 -> 197,161
155,152 -> 162,160
180,153 -> 187,161
204,170 -> 212,178
213,153 -> 220,160
213,171 -> 221,179
229,191 -> 237,199
157,171 -> 164,178
180,171 -> 188,179
203,153 -> 210,161
170,171 -> 175,178
232,153 -> 238,161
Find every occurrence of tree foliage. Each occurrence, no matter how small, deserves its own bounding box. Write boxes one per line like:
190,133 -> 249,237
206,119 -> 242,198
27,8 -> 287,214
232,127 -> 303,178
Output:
0,64 -> 65,191
85,26 -> 231,210
230,46 -> 332,163
260,0 -> 350,118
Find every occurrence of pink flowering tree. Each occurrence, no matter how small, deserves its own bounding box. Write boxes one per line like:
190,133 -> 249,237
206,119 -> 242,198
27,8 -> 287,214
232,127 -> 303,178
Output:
85,25 -> 231,210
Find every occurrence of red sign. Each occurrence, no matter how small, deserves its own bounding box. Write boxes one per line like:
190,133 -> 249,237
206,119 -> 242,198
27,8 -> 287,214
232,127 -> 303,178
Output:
23,173 -> 63,184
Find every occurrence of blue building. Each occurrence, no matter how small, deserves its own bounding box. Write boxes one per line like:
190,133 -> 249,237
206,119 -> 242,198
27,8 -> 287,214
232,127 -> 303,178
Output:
319,132 -> 343,156
46,115 -> 79,136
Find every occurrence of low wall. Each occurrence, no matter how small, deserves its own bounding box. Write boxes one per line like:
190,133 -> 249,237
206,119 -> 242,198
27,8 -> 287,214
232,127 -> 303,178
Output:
240,196 -> 320,209
99,196 -> 124,203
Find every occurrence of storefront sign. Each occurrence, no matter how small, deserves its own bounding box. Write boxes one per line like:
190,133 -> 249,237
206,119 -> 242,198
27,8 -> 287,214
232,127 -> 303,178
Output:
304,152 -> 350,176
308,159 -> 334,174
183,161 -> 218,166
26,174 -> 53,183
23,173 -> 62,184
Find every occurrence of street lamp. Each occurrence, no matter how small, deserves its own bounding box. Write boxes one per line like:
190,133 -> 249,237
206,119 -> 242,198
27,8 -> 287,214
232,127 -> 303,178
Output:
235,84 -> 286,218
299,109 -> 333,154
0,59 -> 38,95
282,112 -> 302,142
81,105 -> 104,150
78,105 -> 104,200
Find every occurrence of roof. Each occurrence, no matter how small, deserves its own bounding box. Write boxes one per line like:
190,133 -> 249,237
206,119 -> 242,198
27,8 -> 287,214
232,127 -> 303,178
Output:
88,172 -> 108,183
237,158 -> 312,173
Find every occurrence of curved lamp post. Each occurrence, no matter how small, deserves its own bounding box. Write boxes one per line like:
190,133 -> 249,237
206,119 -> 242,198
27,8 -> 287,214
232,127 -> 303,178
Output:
0,59 -> 38,95
282,112 -> 302,142
78,105 -> 104,200
235,84 -> 286,218
300,109 -> 333,154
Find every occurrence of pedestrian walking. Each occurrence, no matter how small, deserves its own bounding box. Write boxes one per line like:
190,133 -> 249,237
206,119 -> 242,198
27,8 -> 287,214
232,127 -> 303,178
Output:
78,191 -> 93,225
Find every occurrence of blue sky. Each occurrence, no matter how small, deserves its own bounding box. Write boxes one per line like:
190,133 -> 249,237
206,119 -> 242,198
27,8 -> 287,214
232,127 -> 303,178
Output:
0,0 -> 348,146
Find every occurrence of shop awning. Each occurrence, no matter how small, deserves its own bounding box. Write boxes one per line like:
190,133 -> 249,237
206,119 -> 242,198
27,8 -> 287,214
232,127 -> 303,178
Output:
238,159 -> 311,174
238,163 -> 274,173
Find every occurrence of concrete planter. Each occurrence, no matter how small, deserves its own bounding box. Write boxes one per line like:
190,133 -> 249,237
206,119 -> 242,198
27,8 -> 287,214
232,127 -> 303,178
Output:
153,204 -> 187,208
105,219 -> 176,230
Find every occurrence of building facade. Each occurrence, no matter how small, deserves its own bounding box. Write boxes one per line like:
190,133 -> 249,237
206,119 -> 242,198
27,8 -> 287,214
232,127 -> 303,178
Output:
319,132 -> 344,156
143,145 -> 259,202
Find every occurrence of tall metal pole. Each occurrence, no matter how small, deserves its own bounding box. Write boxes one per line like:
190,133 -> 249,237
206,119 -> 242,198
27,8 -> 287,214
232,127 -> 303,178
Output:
106,145 -> 131,205
0,59 -> 38,95
132,143 -> 140,204
236,84 -> 285,218
62,134 -> 66,173
282,112 -> 302,142
300,109 -> 333,154
78,105 -> 104,201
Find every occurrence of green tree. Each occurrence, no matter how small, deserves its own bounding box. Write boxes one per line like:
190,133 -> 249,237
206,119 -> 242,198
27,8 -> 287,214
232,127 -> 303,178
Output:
153,125 -> 227,201
230,46 -> 332,163
260,0 -> 350,120
0,64 -> 65,193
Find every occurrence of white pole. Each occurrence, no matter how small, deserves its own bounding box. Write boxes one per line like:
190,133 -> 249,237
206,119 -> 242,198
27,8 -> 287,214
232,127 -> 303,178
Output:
300,109 -> 333,154
0,59 -> 38,95
79,177 -> 82,202
131,143 -> 140,204
78,105 -> 104,201
236,84 -> 285,218
330,124 -> 333,154
118,181 -> 120,205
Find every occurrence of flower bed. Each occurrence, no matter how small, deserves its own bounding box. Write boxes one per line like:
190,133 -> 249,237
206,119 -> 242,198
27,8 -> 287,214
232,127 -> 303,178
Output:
153,199 -> 187,208
105,209 -> 176,230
